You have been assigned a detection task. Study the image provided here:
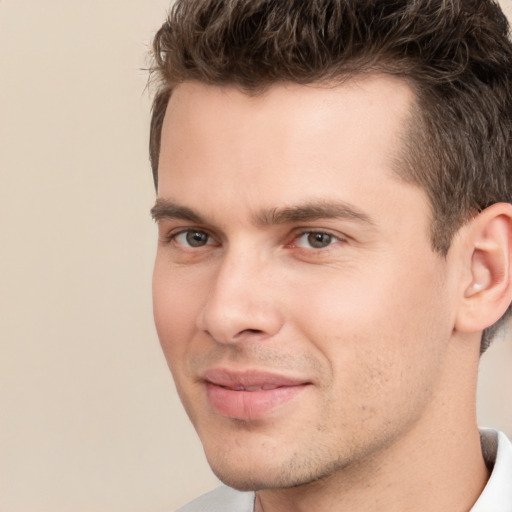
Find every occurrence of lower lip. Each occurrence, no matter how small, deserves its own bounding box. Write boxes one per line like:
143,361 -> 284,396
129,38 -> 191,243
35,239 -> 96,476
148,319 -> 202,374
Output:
205,383 -> 308,420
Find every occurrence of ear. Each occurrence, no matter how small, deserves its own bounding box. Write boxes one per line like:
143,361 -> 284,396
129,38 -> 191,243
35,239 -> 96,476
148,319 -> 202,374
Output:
454,203 -> 512,334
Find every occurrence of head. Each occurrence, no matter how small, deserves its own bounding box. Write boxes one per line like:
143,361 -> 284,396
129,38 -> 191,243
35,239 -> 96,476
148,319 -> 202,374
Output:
149,0 -> 512,353
148,0 -> 512,496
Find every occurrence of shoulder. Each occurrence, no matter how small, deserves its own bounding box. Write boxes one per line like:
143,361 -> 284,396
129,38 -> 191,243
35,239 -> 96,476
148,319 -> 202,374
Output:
175,485 -> 255,512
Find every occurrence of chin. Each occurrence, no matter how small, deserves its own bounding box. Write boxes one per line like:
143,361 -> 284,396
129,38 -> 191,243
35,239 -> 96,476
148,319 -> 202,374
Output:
205,447 -> 347,492
205,453 -> 278,491
210,466 -> 298,492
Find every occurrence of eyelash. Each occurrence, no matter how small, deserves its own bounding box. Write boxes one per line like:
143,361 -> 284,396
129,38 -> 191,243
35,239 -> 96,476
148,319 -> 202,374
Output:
289,230 -> 346,250
164,229 -> 217,248
163,228 -> 346,251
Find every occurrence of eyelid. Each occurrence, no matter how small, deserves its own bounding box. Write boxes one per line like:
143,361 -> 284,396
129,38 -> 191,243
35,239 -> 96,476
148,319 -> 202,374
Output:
158,224 -> 349,250
161,226 -> 218,247
288,228 -> 348,249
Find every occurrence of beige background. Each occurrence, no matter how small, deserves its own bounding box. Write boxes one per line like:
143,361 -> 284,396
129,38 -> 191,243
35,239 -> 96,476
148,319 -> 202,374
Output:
1,1 -> 511,511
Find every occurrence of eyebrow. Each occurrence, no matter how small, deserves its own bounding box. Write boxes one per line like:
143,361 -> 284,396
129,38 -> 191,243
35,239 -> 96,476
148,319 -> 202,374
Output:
255,201 -> 375,226
151,200 -> 207,223
150,198 -> 375,226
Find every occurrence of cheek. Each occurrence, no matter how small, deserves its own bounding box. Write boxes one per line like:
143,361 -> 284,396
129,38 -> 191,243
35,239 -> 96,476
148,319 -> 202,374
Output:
290,257 -> 452,394
152,262 -> 209,424
152,260 -> 205,365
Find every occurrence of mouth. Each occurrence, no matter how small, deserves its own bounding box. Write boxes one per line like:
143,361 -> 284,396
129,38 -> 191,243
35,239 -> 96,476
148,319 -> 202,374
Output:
226,384 -> 285,391
202,369 -> 310,420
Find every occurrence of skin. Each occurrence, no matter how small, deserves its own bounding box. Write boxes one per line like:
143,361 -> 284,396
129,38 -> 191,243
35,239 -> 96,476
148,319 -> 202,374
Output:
152,77 -> 494,511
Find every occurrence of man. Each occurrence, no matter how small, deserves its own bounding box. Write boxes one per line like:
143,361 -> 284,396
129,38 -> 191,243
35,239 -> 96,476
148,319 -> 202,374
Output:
148,1 -> 512,510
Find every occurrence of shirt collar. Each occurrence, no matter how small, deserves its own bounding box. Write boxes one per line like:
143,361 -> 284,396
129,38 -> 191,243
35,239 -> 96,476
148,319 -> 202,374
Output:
471,429 -> 512,511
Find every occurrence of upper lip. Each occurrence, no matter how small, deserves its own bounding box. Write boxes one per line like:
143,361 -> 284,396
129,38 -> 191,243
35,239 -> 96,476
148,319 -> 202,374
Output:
202,368 -> 310,390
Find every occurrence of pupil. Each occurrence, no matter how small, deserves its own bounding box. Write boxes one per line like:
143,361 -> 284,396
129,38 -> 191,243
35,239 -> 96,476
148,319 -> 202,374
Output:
308,232 -> 332,248
187,231 -> 207,247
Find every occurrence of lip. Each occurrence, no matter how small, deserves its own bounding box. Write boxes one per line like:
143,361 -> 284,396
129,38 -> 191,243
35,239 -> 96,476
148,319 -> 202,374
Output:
202,368 -> 310,420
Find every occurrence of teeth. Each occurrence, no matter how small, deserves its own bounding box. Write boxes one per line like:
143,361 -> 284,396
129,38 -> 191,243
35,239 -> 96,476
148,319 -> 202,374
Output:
231,385 -> 279,391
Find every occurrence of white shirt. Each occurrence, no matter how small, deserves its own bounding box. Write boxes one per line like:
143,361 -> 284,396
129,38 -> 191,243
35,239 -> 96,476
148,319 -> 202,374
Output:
471,429 -> 512,511
176,485 -> 254,512
176,429 -> 512,512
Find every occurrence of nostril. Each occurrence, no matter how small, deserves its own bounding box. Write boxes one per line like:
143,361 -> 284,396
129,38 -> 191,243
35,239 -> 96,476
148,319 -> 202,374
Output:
231,328 -> 265,341
204,328 -> 263,342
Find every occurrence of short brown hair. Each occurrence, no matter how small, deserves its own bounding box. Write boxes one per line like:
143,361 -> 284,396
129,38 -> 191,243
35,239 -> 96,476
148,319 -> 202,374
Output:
149,0 -> 512,352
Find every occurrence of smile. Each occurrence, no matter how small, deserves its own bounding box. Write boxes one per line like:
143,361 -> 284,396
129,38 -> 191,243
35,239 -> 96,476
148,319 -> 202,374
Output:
202,369 -> 310,420
231,385 -> 280,391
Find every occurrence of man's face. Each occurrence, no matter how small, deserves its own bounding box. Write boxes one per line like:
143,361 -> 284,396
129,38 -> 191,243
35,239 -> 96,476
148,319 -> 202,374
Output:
152,77 -> 459,490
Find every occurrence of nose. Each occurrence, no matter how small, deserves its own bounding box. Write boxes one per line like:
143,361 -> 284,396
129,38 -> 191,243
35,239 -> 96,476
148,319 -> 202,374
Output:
196,250 -> 284,344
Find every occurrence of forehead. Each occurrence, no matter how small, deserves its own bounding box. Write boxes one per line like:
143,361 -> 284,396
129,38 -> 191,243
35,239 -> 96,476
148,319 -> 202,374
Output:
163,75 -> 415,132
157,77 -> 420,225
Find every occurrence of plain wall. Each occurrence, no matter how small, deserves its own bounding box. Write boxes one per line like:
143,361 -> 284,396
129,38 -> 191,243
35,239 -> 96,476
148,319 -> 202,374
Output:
1,1 -> 511,510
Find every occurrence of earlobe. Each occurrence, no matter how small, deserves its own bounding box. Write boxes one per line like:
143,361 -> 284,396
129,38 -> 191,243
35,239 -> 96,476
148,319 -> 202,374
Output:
455,203 -> 512,334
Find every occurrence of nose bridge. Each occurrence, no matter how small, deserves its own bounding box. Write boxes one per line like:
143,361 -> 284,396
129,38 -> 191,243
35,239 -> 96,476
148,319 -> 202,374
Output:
197,243 -> 283,344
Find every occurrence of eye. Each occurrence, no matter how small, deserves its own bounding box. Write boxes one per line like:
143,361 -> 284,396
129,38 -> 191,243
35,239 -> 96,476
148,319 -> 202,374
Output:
295,231 -> 337,249
173,230 -> 212,248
